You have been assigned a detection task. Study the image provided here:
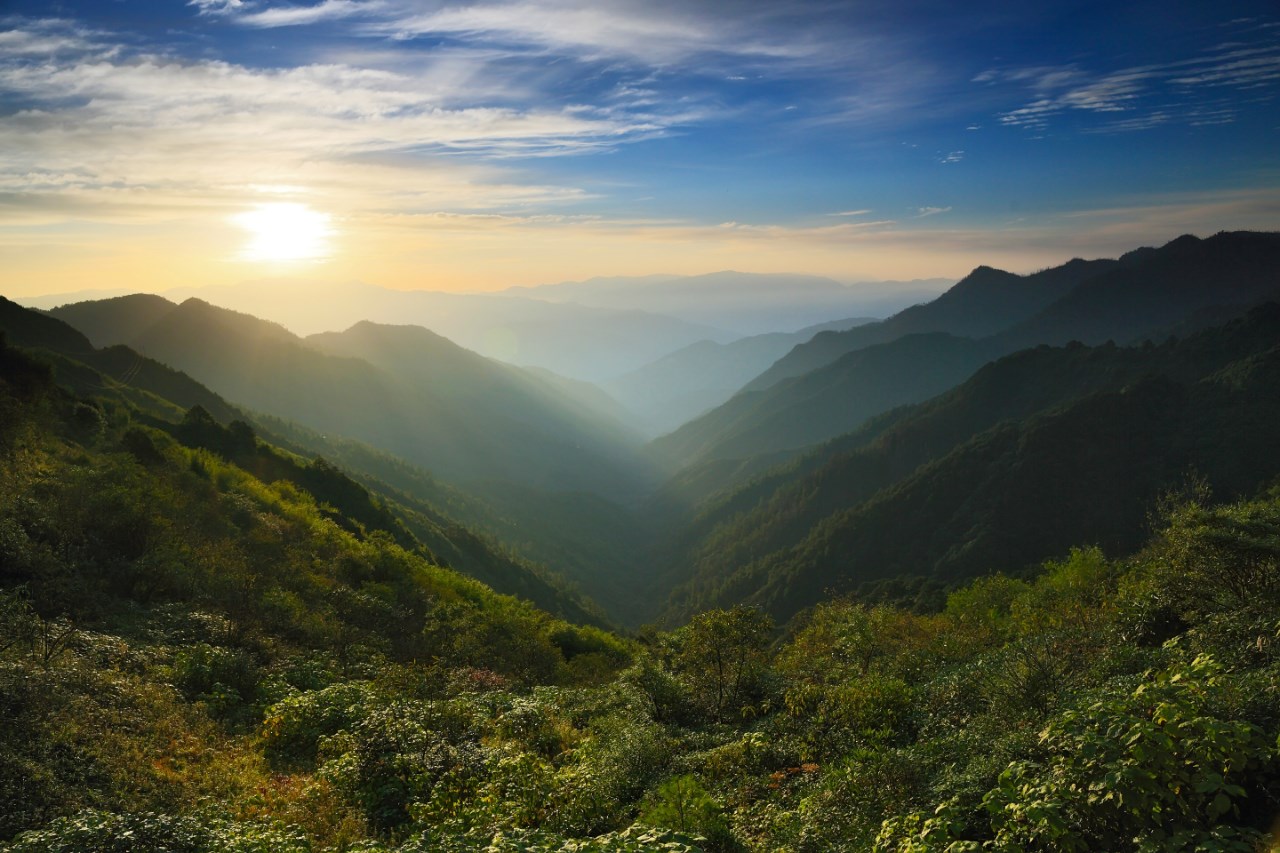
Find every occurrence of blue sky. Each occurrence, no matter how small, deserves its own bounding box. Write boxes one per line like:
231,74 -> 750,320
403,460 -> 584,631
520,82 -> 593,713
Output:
0,0 -> 1277,293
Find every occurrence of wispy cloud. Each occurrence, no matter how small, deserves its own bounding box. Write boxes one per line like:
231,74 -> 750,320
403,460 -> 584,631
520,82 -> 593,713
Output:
0,17 -> 695,224
238,0 -> 384,28
189,0 -> 246,16
230,0 -> 815,68
915,206 -> 950,217
981,42 -> 1280,132
827,209 -> 872,217
214,0 -> 948,133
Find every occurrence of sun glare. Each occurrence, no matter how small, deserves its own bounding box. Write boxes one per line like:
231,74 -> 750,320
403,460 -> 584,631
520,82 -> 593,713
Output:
232,202 -> 333,262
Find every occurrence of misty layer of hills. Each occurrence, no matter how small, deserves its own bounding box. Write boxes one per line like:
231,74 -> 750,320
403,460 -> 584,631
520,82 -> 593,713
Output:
21,272 -> 945,397
9,230 -> 1280,629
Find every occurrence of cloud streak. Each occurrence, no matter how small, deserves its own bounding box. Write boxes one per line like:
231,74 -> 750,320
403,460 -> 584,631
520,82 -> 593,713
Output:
0,17 -> 697,225
983,42 -> 1280,132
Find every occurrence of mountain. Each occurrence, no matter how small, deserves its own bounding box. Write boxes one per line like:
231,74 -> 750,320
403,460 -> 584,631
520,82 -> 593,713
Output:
603,317 -> 875,436
153,280 -> 739,383
45,293 -> 187,349
744,258 -> 1117,393
0,295 -> 238,423
0,297 -> 608,622
1,295 -> 95,355
506,271 -> 951,335
652,231 -> 1280,474
657,304 -> 1280,622
48,297 -> 652,496
996,231 -> 1280,349
649,333 -> 1002,470
305,320 -> 644,444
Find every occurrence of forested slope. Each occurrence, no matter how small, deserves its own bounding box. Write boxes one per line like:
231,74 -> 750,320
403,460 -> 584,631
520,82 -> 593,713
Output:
660,305 -> 1280,621
0,299 -> 605,624
5,327 -> 1280,851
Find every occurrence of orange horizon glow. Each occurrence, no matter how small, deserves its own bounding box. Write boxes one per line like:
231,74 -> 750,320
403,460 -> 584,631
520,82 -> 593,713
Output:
5,184 -> 1280,301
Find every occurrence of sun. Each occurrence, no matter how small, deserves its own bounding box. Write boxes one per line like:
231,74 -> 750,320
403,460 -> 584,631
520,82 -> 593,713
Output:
232,202 -> 333,262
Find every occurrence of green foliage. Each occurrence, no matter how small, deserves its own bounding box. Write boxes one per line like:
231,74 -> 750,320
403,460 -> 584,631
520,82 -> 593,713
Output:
2,810 -> 311,853
640,775 -> 731,848
389,824 -> 705,852
261,682 -> 382,768
668,606 -> 774,722
7,310 -> 1280,853
983,654 -> 1275,852
666,300 -> 1280,623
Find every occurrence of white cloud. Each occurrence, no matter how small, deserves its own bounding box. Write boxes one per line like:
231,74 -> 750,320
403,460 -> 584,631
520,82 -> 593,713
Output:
0,18 -> 697,225
915,206 -> 950,217
189,0 -> 246,15
938,150 -> 964,164
827,209 -> 872,217
230,0 -> 813,68
238,0 -> 387,28
988,43 -> 1280,132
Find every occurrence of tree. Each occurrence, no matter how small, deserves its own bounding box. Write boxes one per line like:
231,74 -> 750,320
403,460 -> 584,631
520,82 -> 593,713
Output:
670,606 -> 773,722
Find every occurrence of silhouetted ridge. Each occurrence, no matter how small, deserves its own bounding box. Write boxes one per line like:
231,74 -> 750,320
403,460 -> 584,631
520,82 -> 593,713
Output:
46,293 -> 177,348
0,295 -> 94,354
652,231 -> 1280,476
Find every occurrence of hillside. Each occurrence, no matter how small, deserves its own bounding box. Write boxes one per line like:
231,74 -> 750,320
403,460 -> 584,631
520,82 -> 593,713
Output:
0,299 -> 607,623
649,333 -> 1002,469
6,325 -> 1280,851
306,321 -> 645,446
659,305 -> 1280,622
49,297 -> 653,496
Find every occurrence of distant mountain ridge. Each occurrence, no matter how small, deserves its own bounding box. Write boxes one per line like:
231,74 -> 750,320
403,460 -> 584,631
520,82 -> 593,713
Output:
651,232 -> 1280,472
506,271 -> 951,335
744,257 -> 1118,393
47,295 -> 653,496
116,280 -> 740,383
603,316 -> 876,436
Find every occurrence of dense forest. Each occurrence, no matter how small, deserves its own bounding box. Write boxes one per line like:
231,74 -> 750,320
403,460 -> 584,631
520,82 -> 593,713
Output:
5,287 -> 1280,850
4,232 -> 1280,850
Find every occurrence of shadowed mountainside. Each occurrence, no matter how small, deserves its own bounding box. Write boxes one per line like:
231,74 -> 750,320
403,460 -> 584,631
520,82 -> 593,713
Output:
656,304 -> 1280,623
650,232 -> 1280,474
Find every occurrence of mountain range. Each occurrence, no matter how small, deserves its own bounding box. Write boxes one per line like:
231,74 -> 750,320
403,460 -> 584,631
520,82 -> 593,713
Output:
47,295 -> 651,497
603,316 -> 875,436
650,231 -> 1280,475
505,271 -> 950,334
10,230 -> 1280,630
655,303 -> 1280,621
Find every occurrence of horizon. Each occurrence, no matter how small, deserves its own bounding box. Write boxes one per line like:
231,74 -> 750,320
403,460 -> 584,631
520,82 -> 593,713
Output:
1,1 -> 1278,298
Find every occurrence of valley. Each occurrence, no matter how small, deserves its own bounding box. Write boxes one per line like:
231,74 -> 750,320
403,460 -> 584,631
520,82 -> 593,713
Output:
4,230 -> 1280,852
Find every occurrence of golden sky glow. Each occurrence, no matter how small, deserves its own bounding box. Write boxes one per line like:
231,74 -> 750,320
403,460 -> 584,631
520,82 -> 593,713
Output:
0,5 -> 1277,299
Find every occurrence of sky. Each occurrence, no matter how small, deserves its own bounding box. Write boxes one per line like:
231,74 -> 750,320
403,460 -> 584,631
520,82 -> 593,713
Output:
0,0 -> 1278,296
